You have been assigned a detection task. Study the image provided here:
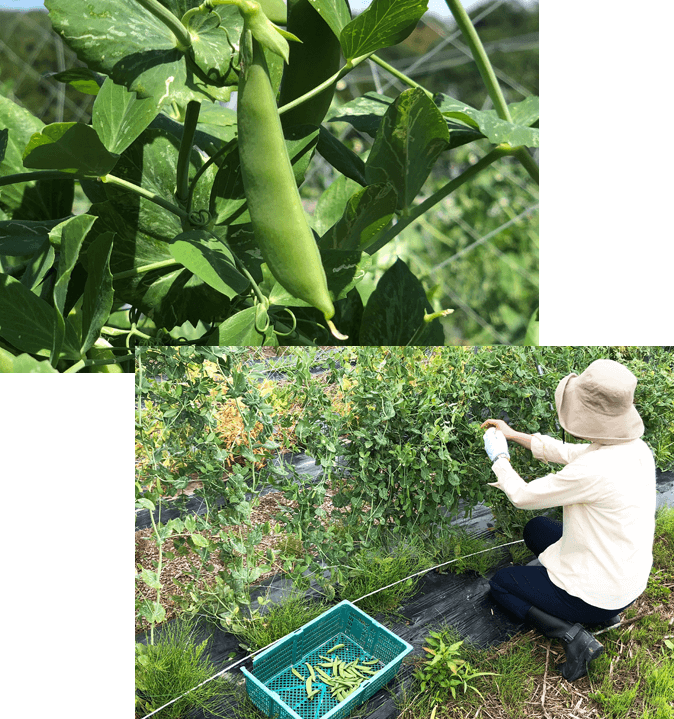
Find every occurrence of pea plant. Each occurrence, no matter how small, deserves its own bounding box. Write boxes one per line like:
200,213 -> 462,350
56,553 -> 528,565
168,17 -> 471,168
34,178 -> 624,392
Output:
0,0 -> 538,366
281,346 -> 674,552
135,346 -> 284,635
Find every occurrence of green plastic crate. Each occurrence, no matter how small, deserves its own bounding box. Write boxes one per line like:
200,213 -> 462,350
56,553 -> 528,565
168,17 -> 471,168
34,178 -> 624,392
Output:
240,600 -> 413,719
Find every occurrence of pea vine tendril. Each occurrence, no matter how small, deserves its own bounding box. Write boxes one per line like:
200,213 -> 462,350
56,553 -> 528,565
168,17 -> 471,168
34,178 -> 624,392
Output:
272,308 -> 297,337
188,209 -> 212,228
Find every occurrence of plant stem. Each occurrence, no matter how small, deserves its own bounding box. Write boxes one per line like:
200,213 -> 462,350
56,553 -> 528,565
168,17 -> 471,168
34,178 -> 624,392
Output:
278,52 -> 374,116
444,0 -> 511,122
514,146 -> 539,184
204,0 -> 242,9
0,170 -> 85,187
147,506 -> 163,646
447,0 -> 539,183
64,360 -> 86,373
112,259 -> 180,280
176,100 -> 201,206
100,174 -> 190,220
135,0 -> 193,51
366,145 -> 512,255
63,355 -> 135,374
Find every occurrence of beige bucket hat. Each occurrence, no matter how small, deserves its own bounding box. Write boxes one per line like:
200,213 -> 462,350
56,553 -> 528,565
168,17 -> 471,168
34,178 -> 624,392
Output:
554,359 -> 644,444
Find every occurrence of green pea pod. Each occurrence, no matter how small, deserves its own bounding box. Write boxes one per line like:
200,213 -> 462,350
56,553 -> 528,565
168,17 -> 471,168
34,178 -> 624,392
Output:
279,0 -> 349,129
258,0 -> 287,24
239,0 -> 299,63
237,32 -> 347,340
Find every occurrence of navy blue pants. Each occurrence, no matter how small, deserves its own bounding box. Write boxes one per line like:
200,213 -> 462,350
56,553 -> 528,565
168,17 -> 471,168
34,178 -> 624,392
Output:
489,516 -> 633,622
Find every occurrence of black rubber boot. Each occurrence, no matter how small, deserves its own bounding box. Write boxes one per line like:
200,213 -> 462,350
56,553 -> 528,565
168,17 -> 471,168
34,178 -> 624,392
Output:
525,606 -> 604,682
583,614 -> 621,632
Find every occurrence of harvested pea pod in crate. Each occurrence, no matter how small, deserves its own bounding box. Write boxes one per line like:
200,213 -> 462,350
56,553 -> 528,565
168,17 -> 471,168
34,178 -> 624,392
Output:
240,599 -> 413,719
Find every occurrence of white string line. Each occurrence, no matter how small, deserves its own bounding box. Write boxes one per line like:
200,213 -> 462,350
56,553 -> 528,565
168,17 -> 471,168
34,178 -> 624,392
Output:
138,537 -> 524,719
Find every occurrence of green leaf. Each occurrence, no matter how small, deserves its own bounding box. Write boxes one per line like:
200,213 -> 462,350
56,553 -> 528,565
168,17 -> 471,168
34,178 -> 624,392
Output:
366,87 -> 449,211
210,142 -> 247,226
0,274 -> 80,359
20,238 -> 55,292
81,231 -> 115,354
359,258 -> 436,345
92,78 -> 159,155
0,348 -> 58,373
285,125 -> 321,186
340,0 -> 428,60
319,182 -> 397,251
508,96 -> 539,127
50,214 -> 96,362
316,127 -> 367,187
0,94 -> 53,219
22,123 -> 119,176
169,230 -> 249,299
0,129 -> 7,164
327,91 -> 393,136
49,67 -> 104,95
435,94 -> 539,148
136,497 -> 155,512
479,113 -> 539,148
314,174 -> 361,236
45,0 -> 233,108
140,567 -> 161,590
307,0 -> 352,39
143,600 -> 166,624
167,517 -> 185,534
182,5 -> 242,87
0,219 -> 63,256
190,533 -> 209,548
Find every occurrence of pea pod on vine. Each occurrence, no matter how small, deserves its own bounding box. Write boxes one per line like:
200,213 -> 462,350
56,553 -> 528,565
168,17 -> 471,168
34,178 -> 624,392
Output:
234,0 -> 347,340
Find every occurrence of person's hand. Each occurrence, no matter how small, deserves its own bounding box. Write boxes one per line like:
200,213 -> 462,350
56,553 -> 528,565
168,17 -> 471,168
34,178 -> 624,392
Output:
484,427 -> 510,462
481,418 -> 515,439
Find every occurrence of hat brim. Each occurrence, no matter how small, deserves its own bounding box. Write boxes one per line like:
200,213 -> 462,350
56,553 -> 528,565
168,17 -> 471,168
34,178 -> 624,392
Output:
555,372 -> 644,444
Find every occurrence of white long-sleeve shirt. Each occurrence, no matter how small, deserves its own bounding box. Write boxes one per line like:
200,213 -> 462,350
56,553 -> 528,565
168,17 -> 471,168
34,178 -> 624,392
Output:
490,433 -> 656,610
